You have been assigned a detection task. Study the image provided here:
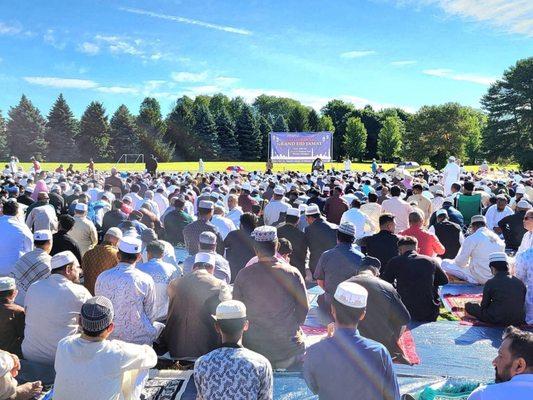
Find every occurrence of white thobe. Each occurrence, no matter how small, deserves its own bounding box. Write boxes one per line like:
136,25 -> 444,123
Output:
468,374 -> 533,400
0,215 -> 33,276
515,248 -> 533,324
484,204 -> 514,230
227,207 -> 243,228
26,204 -> 58,232
442,162 -> 460,195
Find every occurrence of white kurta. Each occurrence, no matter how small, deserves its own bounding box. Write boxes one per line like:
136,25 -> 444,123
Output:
484,204 -> 514,230
53,335 -> 157,400
211,215 -> 237,240
340,208 -> 375,238
263,200 -> 290,226
442,162 -> 460,195
0,215 -> 33,276
515,248 -> 533,325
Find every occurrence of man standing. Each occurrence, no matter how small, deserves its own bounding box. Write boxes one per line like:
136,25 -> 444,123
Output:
53,297 -> 158,400
22,251 -> 91,365
382,186 -> 413,233
442,156 -> 460,195
0,200 -> 33,276
25,192 -> 58,233
400,211 -> 445,257
340,198 -> 376,239
226,194 -> 243,228
211,206 -> 237,240
324,186 -> 349,225
95,237 -> 162,345
194,300 -> 273,400
441,215 -> 505,284
303,282 -> 400,400
81,227 -> 121,295
263,186 -> 289,226
407,183 -> 432,223
145,154 -> 158,176
163,197 -> 194,246
233,226 -> 309,369
162,252 -> 230,358
304,205 -> 337,276
182,200 -> 224,255
10,230 -> 52,306
467,327 -> 532,399
383,236 -> 448,322
69,203 -> 98,257
238,183 -> 258,213
360,214 -> 400,275
277,208 -> 307,278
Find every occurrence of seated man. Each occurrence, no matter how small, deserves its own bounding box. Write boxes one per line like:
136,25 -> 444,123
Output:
53,296 -> 157,400
400,211 -> 445,257
161,252 -> 230,358
233,226 -> 309,369
347,257 -> 411,364
194,300 -> 273,399
303,282 -> 400,399
182,231 -> 231,283
22,251 -> 91,365
465,252 -> 526,326
383,236 -> 448,322
314,222 -> 363,321
441,215 -> 505,284
428,209 -> 464,259
0,350 -> 42,400
468,326 -> 532,399
498,200 -> 530,251
0,278 -> 25,357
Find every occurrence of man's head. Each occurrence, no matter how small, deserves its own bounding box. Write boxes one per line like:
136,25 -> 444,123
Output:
193,252 -> 216,273
524,209 -> 533,232
285,207 -> 300,225
305,204 -> 321,224
213,300 -> 248,342
412,184 -> 423,195
80,296 -> 115,339
463,181 -> 475,193
489,252 -> 509,275
37,192 -> 49,203
470,215 -> 487,232
240,212 -> 258,232
367,193 -> 378,203
451,182 -> 461,194
358,256 -> 381,277
379,213 -> 396,233
496,194 -> 508,211
0,277 -> 17,303
493,326 -> 533,383
436,209 -> 448,222
198,200 -> 214,220
398,236 -> 418,255
74,202 -> 88,216
331,282 -> 367,327
390,186 -> 401,198
58,214 -> 75,233
337,222 -> 355,244
103,227 -> 122,246
117,237 -> 142,264
273,186 -> 285,200
50,251 -> 82,283
278,238 -> 292,261
408,210 -> 424,228
252,226 -> 278,258
1,199 -> 18,216
199,231 -> 217,252
213,205 -> 225,217
350,198 -> 361,209
227,194 -> 238,210
146,240 -> 165,260
33,230 -> 53,253
516,200 -> 532,213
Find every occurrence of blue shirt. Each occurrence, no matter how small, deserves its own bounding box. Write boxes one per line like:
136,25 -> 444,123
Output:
468,374 -> 533,400
303,328 -> 400,400
314,243 -> 364,295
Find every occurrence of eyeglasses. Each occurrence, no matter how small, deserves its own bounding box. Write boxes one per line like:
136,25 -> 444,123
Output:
524,216 -> 533,221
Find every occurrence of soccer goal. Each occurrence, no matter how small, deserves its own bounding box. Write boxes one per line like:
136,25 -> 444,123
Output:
115,153 -> 144,165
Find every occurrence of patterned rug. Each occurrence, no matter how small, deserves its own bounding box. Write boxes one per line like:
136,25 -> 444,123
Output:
141,370 -> 192,400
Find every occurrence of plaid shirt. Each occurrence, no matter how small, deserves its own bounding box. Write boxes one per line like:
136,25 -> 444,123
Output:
10,248 -> 51,306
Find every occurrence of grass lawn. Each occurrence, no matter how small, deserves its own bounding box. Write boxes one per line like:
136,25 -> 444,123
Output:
9,161 -> 517,174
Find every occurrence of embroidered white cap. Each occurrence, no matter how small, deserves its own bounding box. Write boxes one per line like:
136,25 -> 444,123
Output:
34,230 -> 52,241
198,200 -> 214,210
214,300 -> 247,320
286,208 -> 300,217
334,282 -> 368,308
75,202 -> 88,212
252,226 -> 277,242
489,252 -> 507,263
305,204 -> 320,216
338,222 -> 355,237
0,277 -> 16,291
436,209 -> 448,217
105,227 -> 123,239
199,231 -> 217,244
471,215 -> 486,224
51,251 -> 79,270
517,199 -> 532,210
118,236 -> 142,254
194,252 -> 216,266
274,186 -> 285,196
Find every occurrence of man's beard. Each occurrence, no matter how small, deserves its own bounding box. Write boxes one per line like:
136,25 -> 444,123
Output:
494,366 -> 511,383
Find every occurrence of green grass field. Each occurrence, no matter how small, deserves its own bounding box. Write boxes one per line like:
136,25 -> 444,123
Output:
7,161 -> 518,174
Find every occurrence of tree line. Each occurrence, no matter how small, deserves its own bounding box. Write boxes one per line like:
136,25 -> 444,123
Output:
0,57 -> 530,170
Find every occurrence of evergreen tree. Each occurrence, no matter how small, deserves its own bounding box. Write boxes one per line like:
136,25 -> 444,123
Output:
7,95 -> 48,160
109,105 -> 140,159
138,128 -> 175,162
166,96 -> 198,160
78,101 -> 110,161
288,106 -> 309,132
228,97 -> 246,121
0,111 -> 8,160
343,117 -> 367,161
137,97 -> 172,160
46,94 -> 79,161
193,104 -> 220,160
209,93 -> 231,117
377,115 -> 403,161
216,109 -> 240,160
258,115 -> 272,160
308,109 -> 320,131
273,115 -> 289,132
236,104 -> 261,160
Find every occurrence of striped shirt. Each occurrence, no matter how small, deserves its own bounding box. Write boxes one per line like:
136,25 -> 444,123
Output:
10,248 -> 51,306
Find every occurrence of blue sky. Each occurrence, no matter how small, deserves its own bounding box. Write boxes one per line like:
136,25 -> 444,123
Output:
0,0 -> 531,117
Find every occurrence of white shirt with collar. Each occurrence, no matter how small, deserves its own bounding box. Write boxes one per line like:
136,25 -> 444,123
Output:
484,204 -> 514,230
227,206 -> 243,228
263,199 -> 289,226
0,215 -> 33,276
211,215 -> 237,240
22,274 -> 91,365
468,374 -> 533,400
340,208 -> 375,238
381,196 -> 413,233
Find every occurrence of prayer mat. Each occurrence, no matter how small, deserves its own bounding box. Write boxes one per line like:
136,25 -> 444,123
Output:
141,370 -> 192,400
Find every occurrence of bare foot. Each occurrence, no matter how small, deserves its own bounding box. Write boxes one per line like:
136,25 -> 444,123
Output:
15,381 -> 42,400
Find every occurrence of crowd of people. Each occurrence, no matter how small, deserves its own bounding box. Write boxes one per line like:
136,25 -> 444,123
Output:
0,155 -> 531,399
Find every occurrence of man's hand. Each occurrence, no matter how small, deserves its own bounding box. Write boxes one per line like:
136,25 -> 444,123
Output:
10,353 -> 20,377
326,322 -> 335,338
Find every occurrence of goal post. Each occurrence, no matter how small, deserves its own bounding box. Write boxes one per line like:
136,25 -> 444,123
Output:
114,153 -> 145,168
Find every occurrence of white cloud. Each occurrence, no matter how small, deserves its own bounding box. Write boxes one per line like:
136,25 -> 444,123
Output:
96,86 -> 139,94
78,42 -> 100,55
340,50 -> 377,59
23,76 -> 98,89
0,22 -> 22,36
171,71 -> 209,82
95,35 -> 143,56
119,7 -> 252,35
43,29 -> 66,49
423,68 -> 496,85
391,60 -> 417,66
398,0 -> 533,36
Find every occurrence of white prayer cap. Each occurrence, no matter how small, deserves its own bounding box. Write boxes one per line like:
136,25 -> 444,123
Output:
305,204 -> 321,216
34,230 -> 52,241
105,227 -> 123,239
0,277 -> 16,291
194,252 -> 216,266
338,222 -> 355,237
118,236 -> 142,254
286,208 -> 300,217
214,300 -> 246,320
516,186 -> 525,194
51,251 -> 79,270
298,204 -> 308,213
25,186 -> 34,194
334,282 -> 368,309
489,252 -> 507,263
122,195 -> 133,203
75,203 -> 88,212
435,190 -> 444,196
323,186 -> 330,192
448,156 -> 456,162
199,200 -> 214,210
252,226 -> 277,242
517,200 -> 532,210
471,215 -> 486,224
443,197 -> 455,204
241,183 -> 252,192
436,209 -> 448,217
199,231 -> 217,245
274,186 -> 285,196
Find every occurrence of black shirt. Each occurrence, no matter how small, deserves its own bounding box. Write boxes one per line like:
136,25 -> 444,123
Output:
360,230 -> 400,275
50,231 -> 82,264
434,220 -> 463,259
224,229 -> 256,282
277,223 -> 306,278
498,211 -> 527,250
382,250 -> 448,322
304,218 -> 337,275
101,209 -> 127,234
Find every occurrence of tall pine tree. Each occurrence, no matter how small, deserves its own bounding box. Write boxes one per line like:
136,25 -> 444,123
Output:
308,109 -> 320,132
46,94 -> 79,161
78,101 -> 110,161
193,104 -> 220,160
273,115 -> 289,132
7,95 -> 48,161
166,96 -> 198,160
258,115 -> 272,160
236,104 -> 261,161
109,105 -> 140,159
216,109 -> 240,160
137,97 -> 173,161
288,106 -> 309,132
0,110 -> 8,160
